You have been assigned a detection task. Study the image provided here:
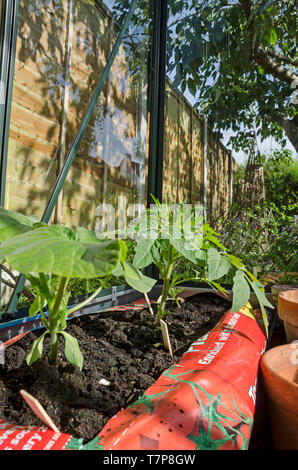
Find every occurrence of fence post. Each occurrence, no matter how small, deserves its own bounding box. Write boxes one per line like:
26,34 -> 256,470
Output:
202,115 -> 208,220
228,150 -> 233,207
0,0 -> 19,307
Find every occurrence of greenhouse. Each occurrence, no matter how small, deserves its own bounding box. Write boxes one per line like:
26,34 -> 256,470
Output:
0,0 -> 297,452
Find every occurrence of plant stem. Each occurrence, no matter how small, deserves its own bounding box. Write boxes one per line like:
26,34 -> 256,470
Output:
66,285 -> 102,316
157,244 -> 174,322
49,332 -> 59,366
49,276 -> 68,365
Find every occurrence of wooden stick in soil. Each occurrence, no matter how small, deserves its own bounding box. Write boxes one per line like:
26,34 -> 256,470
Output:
160,319 -> 173,357
144,292 -> 154,315
20,390 -> 60,433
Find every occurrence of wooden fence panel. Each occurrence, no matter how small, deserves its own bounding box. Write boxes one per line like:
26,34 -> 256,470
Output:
163,84 -> 179,202
5,0 -> 148,230
4,1 -> 234,230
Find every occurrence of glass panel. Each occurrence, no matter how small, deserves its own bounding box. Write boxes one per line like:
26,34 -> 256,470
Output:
60,1 -> 151,231
4,0 -> 133,220
165,0 -> 296,222
163,81 -> 203,205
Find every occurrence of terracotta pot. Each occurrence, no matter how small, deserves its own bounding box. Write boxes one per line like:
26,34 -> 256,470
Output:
271,284 -> 298,308
261,344 -> 298,450
278,289 -> 298,342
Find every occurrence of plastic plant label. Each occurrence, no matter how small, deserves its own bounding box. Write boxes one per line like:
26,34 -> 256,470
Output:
20,390 -> 60,433
160,319 -> 173,356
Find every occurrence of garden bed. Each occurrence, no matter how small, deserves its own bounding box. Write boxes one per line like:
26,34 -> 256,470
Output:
0,292 -> 231,443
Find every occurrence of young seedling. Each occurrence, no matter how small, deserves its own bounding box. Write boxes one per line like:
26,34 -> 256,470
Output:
126,198 -> 274,335
0,207 -> 156,368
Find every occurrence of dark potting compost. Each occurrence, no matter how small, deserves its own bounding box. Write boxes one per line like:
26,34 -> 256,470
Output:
0,293 -> 231,442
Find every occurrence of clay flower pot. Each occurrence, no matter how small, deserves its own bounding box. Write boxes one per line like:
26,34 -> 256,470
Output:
260,344 -> 298,450
278,289 -> 298,342
271,284 -> 298,308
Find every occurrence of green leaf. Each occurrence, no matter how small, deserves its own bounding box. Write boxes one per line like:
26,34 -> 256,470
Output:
26,274 -> 48,299
75,226 -> 100,242
207,248 -> 230,281
169,236 -> 201,263
59,331 -> 83,370
245,270 -> 261,283
248,280 -> 273,337
0,207 -> 37,241
26,332 -> 47,366
269,28 -> 277,45
29,293 -> 46,317
226,254 -> 244,269
231,270 -> 251,313
0,225 -> 121,279
251,281 -> 274,309
118,239 -> 128,264
122,260 -> 142,281
204,232 -> 225,249
122,261 -> 156,293
133,238 -> 155,269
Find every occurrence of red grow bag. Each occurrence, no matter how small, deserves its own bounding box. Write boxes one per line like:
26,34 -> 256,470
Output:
0,303 -> 267,450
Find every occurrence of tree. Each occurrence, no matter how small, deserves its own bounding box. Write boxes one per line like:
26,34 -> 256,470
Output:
167,0 -> 298,153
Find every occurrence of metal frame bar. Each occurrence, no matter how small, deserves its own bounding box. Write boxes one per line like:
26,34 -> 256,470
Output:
147,0 -> 168,206
0,0 -> 19,302
5,0 -> 138,313
0,0 -> 19,206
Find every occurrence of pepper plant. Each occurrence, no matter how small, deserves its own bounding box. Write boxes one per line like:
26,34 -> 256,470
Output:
124,198 -> 273,334
0,207 -> 155,369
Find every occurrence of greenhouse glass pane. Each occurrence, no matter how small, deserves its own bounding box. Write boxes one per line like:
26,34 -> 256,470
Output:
59,1 -> 151,231
4,0 -> 134,220
165,0 -> 296,224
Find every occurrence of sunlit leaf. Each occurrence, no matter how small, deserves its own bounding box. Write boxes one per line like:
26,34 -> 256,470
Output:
231,270 -> 251,313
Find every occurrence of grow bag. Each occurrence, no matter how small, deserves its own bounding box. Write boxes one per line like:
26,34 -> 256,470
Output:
0,301 -> 268,451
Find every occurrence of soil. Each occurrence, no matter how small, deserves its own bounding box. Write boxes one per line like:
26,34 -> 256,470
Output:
0,292 -> 232,443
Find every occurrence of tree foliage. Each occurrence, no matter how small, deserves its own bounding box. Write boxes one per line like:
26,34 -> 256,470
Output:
262,149 -> 298,211
167,0 -> 298,152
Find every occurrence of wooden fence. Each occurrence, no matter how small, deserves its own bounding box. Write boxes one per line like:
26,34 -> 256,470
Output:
5,0 -> 147,230
163,82 -> 234,223
4,0 -> 234,230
